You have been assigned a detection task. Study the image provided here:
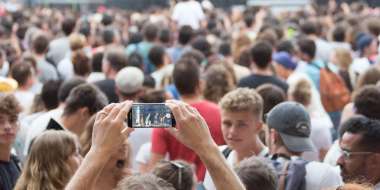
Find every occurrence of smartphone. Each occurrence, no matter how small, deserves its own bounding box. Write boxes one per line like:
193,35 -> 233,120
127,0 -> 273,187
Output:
127,103 -> 176,128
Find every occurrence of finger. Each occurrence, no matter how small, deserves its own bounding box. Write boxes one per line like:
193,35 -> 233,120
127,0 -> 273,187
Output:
106,103 -> 124,120
95,111 -> 107,123
104,103 -> 117,113
183,104 -> 197,115
121,127 -> 134,136
95,103 -> 117,122
166,101 -> 185,126
165,127 -> 179,139
115,100 -> 133,122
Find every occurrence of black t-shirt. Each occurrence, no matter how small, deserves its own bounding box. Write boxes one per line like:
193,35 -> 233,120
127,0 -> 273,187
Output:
46,118 -> 64,131
238,74 -> 289,93
94,79 -> 117,103
0,155 -> 21,190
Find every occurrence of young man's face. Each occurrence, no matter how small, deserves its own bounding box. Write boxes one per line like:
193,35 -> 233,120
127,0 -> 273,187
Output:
0,114 -> 19,145
221,110 -> 262,153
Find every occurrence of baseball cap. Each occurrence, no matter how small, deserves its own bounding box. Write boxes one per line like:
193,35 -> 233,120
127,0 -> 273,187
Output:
273,51 -> 297,70
266,101 -> 316,152
356,34 -> 373,53
115,67 -> 144,94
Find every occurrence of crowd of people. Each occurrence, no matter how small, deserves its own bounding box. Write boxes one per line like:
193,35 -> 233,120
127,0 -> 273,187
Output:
1,0 -> 380,189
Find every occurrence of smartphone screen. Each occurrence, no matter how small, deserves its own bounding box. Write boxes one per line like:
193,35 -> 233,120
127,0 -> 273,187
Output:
128,103 -> 175,128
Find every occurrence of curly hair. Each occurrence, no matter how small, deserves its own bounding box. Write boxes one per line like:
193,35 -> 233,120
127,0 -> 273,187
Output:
203,62 -> 236,103
219,88 -> 263,119
0,94 -> 21,119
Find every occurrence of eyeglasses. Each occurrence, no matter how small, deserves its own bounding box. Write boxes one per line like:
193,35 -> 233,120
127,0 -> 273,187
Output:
339,149 -> 375,160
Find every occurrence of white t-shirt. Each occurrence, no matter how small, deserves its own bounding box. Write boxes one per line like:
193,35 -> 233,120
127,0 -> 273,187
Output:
150,64 -> 173,89
323,140 -> 341,167
302,113 -> 333,161
23,108 -> 63,156
57,53 -> 74,81
172,0 -> 205,30
13,90 -> 35,115
351,57 -> 371,76
87,72 -> 105,83
233,64 -> 250,81
135,142 -> 152,166
128,128 -> 153,170
304,161 -> 342,190
203,145 -> 269,190
315,38 -> 333,63
135,142 -> 169,170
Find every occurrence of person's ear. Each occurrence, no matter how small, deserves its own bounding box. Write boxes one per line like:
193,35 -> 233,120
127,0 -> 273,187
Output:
255,121 -> 263,133
79,107 -> 90,117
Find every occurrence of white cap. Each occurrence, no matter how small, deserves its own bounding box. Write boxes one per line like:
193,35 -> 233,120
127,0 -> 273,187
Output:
115,67 -> 144,94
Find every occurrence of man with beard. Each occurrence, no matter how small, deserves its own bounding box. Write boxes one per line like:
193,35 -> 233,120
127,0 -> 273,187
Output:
337,116 -> 380,189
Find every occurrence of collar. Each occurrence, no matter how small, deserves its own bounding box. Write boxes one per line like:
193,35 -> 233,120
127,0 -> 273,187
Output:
258,146 -> 270,157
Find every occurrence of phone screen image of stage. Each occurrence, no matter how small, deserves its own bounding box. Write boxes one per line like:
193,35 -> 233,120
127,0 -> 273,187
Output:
132,104 -> 172,127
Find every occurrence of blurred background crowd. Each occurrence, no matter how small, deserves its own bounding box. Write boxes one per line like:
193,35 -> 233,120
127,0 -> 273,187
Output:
1,0 -> 380,189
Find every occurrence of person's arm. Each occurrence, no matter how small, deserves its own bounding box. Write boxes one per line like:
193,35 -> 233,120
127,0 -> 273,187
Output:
65,101 -> 134,190
165,100 -> 245,190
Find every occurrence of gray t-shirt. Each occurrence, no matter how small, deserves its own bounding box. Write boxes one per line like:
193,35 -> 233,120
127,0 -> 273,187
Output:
36,58 -> 58,83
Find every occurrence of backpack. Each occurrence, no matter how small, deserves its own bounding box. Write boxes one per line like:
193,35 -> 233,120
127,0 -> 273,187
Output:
271,155 -> 308,190
222,147 -> 307,190
312,62 -> 351,112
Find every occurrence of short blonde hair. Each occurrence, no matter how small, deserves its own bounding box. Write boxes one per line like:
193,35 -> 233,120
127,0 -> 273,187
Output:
69,33 -> 86,51
219,88 -> 263,119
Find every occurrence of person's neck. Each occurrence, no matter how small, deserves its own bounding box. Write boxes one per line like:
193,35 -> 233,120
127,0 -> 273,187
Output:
61,115 -> 85,137
180,94 -> 202,104
252,67 -> 272,76
236,138 -> 266,162
34,53 -> 45,60
308,34 -> 319,40
106,71 -> 117,80
18,84 -> 32,91
0,144 -> 12,161
156,64 -> 165,70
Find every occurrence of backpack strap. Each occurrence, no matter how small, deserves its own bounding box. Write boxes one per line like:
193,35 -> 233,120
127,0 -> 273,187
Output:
278,160 -> 290,190
222,147 -> 232,158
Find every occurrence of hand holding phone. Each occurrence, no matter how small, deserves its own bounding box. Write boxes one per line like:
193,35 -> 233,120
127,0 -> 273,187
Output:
127,103 -> 176,128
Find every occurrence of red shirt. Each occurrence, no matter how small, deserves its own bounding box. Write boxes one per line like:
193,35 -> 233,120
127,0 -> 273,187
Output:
151,100 -> 225,181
